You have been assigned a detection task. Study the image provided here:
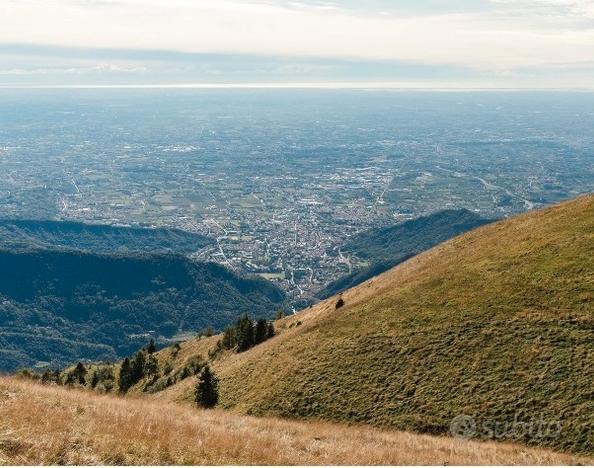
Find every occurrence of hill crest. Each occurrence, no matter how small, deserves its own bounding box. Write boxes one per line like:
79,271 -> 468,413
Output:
138,194 -> 594,455
0,219 -> 212,254
318,208 -> 492,298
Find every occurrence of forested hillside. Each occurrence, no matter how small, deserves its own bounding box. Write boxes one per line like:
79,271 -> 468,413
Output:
0,219 -> 212,254
0,249 -> 285,371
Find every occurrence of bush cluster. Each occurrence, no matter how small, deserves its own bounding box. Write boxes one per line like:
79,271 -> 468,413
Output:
213,314 -> 275,355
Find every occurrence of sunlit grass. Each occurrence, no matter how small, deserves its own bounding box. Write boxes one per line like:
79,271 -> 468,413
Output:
150,195 -> 594,455
0,377 -> 591,465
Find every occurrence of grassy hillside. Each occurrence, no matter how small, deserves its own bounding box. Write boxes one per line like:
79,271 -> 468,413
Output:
0,219 -> 212,254
318,209 -> 492,298
0,377 -> 591,465
0,249 -> 285,371
143,195 -> 593,454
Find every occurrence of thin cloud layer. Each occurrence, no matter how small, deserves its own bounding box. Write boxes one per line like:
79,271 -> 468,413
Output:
1,0 -> 593,87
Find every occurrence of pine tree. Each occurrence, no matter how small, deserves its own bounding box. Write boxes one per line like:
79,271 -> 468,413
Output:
100,366 -> 115,391
91,371 -> 99,388
235,314 -> 255,352
222,326 -> 236,350
119,357 -> 133,393
73,362 -> 87,385
254,318 -> 268,344
146,338 -> 157,354
195,365 -> 218,408
131,351 -> 147,383
145,354 -> 159,377
267,321 -> 275,339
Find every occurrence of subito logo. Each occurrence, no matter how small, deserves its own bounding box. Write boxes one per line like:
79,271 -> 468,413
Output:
450,415 -> 477,439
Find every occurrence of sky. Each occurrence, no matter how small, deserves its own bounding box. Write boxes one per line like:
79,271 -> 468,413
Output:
1,0 -> 594,88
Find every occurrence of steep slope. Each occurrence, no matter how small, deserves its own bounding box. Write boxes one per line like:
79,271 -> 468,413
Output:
0,249 -> 285,371
0,219 -> 212,254
149,195 -> 593,454
1,377 -> 591,465
318,209 -> 492,298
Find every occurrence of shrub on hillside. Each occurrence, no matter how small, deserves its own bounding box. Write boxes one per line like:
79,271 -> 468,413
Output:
118,358 -> 134,393
146,339 -> 157,354
195,365 -> 219,408
145,355 -> 159,378
64,362 -> 87,386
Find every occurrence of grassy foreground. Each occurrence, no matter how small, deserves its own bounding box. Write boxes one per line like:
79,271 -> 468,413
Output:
0,377 -> 591,465
147,195 -> 593,455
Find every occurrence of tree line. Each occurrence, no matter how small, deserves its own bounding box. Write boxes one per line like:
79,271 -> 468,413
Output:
212,314 -> 275,356
17,312 -> 279,408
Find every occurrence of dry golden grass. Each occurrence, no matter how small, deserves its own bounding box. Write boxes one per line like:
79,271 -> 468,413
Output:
142,195 -> 594,456
0,377 -> 591,466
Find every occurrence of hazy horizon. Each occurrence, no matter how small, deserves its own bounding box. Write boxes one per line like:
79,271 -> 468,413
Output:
2,0 -> 594,88
3,83 -> 594,91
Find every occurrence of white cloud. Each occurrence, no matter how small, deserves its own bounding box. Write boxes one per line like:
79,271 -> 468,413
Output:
0,64 -> 147,75
0,0 -> 593,75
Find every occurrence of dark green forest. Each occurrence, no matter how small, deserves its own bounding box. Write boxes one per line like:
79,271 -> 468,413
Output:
0,249 -> 285,371
0,219 -> 212,253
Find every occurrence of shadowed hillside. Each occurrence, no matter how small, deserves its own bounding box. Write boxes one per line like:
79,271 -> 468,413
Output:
318,209 -> 492,298
138,195 -> 593,455
0,219 -> 212,254
0,249 -> 285,371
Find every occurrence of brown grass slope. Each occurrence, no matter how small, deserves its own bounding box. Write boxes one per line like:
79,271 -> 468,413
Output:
152,195 -> 594,455
1,377 -> 592,465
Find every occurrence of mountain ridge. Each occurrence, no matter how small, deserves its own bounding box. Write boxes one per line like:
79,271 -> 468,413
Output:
0,218 -> 212,254
318,208 -> 492,298
139,194 -> 593,455
0,248 -> 285,371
